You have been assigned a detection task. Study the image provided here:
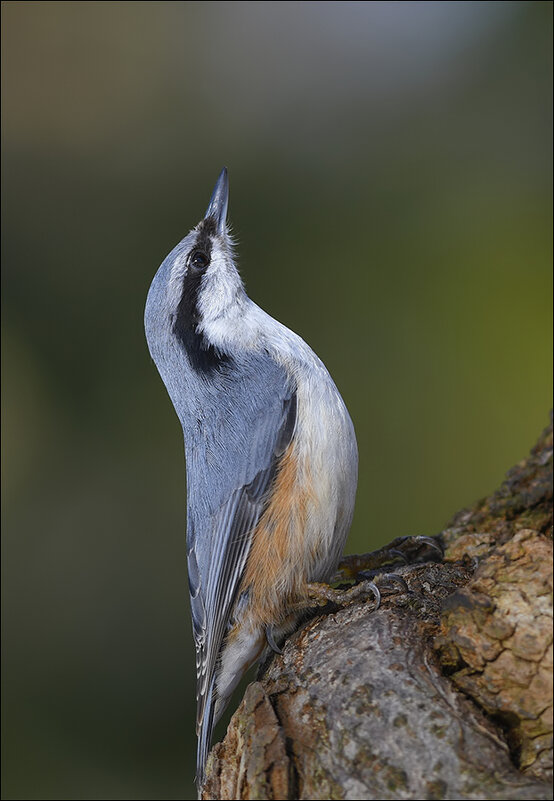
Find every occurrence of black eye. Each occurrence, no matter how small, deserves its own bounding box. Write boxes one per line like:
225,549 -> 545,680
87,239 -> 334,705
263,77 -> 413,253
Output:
189,249 -> 210,272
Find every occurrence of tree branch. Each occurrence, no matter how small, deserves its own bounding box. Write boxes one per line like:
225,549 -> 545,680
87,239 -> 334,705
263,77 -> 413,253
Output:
203,416 -> 553,800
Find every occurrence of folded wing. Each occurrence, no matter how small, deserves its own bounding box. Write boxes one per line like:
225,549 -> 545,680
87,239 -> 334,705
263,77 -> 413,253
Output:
183,352 -> 297,783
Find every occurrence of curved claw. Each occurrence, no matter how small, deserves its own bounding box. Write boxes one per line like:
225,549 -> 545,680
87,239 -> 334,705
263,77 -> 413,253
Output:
359,571 -> 409,597
413,535 -> 443,557
365,580 -> 381,611
265,625 -> 283,654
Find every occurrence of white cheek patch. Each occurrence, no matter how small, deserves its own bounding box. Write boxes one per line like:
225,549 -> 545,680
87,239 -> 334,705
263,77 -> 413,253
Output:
199,254 -> 241,321
196,248 -> 250,349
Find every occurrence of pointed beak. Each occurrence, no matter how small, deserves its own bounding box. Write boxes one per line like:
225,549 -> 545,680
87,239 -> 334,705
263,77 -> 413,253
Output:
204,167 -> 229,235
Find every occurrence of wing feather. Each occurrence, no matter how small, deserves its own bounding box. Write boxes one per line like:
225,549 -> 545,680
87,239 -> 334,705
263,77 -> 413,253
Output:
182,353 -> 297,773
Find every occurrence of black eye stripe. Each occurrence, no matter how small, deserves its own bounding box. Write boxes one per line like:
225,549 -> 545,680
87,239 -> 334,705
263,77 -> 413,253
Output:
172,218 -> 230,374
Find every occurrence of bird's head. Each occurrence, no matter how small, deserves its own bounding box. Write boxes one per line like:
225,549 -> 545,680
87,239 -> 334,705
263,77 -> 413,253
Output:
145,168 -> 248,378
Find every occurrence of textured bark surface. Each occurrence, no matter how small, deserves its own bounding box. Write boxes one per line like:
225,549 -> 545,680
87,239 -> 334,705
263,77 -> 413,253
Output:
203,417 -> 553,800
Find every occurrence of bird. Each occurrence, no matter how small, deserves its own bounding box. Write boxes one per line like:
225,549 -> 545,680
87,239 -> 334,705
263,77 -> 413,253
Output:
144,167 -> 358,791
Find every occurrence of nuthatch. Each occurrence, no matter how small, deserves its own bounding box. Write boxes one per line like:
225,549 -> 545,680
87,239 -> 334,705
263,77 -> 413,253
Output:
144,168 -> 358,790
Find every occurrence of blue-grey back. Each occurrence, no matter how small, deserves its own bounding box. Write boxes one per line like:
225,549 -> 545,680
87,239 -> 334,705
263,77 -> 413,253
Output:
182,351 -> 295,528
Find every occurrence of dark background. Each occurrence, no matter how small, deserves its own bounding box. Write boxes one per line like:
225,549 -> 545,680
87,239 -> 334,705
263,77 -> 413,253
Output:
2,2 -> 552,798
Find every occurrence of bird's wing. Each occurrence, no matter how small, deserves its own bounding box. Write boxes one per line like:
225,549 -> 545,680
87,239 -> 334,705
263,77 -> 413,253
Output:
183,352 -> 297,748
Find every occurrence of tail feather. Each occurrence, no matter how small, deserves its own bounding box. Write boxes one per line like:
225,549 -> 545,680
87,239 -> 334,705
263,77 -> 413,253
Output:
196,678 -> 216,797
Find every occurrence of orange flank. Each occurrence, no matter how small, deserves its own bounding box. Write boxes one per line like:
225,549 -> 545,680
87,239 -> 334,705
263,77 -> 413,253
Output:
240,440 -> 314,626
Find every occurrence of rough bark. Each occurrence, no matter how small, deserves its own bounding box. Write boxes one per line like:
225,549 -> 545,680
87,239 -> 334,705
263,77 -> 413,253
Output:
203,417 -> 553,800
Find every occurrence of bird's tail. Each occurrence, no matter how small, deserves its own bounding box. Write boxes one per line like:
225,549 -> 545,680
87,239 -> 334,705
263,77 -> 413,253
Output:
195,678 -> 216,798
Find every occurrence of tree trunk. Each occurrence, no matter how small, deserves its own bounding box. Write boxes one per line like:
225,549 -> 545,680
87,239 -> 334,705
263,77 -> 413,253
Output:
202,416 -> 553,800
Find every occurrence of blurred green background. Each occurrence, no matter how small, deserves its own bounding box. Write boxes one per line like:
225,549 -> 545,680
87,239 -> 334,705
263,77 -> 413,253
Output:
2,2 -> 552,798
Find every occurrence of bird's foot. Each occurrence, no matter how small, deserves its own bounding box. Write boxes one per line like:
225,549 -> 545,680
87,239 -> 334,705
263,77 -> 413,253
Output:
305,572 -> 409,612
333,535 -> 442,584
283,538 -> 442,633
